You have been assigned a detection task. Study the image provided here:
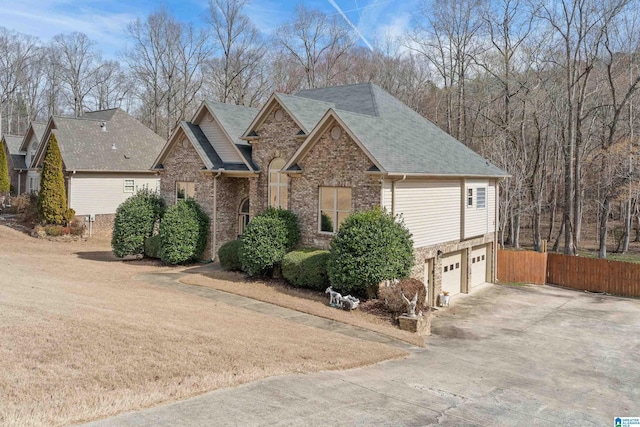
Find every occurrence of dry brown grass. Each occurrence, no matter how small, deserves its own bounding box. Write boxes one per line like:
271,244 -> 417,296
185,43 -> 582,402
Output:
0,225 -> 407,427
179,269 -> 426,348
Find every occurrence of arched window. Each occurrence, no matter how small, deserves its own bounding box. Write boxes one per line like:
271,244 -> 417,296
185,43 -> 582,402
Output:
238,198 -> 250,237
268,158 -> 288,209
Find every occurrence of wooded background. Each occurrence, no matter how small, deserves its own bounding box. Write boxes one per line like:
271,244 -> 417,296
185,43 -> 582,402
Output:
2,0 -> 640,259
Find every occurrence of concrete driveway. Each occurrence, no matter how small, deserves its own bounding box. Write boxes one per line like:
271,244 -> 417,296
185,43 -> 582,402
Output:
82,283 -> 640,426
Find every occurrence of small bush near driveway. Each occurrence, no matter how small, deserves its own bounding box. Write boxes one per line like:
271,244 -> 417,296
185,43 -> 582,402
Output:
240,216 -> 288,276
282,249 -> 330,290
112,189 -> 165,258
218,239 -> 242,271
328,208 -> 414,296
160,199 -> 209,264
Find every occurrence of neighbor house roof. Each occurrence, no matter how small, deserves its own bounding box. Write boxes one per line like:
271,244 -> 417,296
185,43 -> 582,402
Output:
154,101 -> 258,173
34,108 -> 164,172
283,83 -> 508,177
3,134 -> 27,170
18,122 -> 46,153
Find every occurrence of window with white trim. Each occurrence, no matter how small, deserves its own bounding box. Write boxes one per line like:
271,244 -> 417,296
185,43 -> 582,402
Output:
124,179 -> 135,193
268,158 -> 288,209
467,188 -> 473,207
476,187 -> 486,208
176,181 -> 195,202
319,187 -> 351,233
238,198 -> 250,237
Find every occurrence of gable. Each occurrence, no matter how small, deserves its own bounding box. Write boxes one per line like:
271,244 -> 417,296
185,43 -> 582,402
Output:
284,111 -> 382,173
194,108 -> 244,164
243,95 -> 307,140
155,124 -> 212,171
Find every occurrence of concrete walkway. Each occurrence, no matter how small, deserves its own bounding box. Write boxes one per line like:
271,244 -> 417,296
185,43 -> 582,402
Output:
81,280 -> 640,427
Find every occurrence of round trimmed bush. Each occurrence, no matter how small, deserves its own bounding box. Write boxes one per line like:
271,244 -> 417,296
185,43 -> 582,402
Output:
144,234 -> 162,259
218,239 -> 243,271
256,207 -> 300,250
327,208 -> 414,295
160,199 -> 209,264
282,249 -> 330,290
112,189 -> 165,258
240,216 -> 288,276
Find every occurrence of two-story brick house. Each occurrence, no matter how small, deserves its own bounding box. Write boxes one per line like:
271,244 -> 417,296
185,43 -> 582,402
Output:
155,83 -> 508,305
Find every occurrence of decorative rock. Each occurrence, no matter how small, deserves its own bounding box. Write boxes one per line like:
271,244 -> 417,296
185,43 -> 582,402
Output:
398,313 -> 431,335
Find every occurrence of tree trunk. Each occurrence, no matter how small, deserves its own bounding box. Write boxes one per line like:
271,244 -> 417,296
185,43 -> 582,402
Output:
598,198 -> 610,259
621,198 -> 632,253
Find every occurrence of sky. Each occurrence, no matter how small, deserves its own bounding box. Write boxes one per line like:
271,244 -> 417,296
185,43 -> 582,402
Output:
0,0 -> 422,57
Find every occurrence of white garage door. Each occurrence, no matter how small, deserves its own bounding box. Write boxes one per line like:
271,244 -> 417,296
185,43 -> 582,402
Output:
470,246 -> 487,287
441,252 -> 462,296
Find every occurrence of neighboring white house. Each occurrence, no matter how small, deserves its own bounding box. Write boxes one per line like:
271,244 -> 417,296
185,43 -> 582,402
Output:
31,108 -> 164,222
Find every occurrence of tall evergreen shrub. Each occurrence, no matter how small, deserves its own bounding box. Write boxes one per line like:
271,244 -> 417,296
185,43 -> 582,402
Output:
0,144 -> 9,195
38,134 -> 67,225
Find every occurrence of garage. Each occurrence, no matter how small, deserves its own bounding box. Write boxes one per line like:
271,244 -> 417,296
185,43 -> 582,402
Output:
470,245 -> 488,287
441,252 -> 463,296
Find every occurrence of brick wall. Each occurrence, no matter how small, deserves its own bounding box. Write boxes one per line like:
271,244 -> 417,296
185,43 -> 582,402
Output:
290,119 -> 381,248
215,176 -> 249,253
249,105 -> 304,218
412,233 -> 495,306
160,138 -> 215,259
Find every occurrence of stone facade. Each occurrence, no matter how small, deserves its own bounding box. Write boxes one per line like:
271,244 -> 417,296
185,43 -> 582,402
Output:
249,105 -> 305,218
290,120 -> 381,248
215,176 -> 249,253
411,233 -> 495,307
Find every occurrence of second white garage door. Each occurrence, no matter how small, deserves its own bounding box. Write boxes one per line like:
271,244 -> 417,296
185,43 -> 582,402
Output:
470,246 -> 487,287
441,252 -> 463,296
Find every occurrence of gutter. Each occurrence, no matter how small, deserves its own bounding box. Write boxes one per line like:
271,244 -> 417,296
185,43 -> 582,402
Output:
391,174 -> 406,216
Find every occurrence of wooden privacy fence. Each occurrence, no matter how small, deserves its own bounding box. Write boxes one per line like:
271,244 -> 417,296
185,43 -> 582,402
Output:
547,253 -> 640,297
497,249 -> 548,285
498,249 -> 640,298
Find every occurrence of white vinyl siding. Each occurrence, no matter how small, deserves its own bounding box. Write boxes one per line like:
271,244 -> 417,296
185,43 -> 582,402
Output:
27,134 -> 39,168
464,179 -> 489,239
381,180 -> 392,213
198,116 -> 243,163
394,180 -> 461,247
69,174 -> 160,215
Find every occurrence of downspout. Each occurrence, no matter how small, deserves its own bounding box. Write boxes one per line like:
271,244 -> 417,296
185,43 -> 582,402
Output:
212,169 -> 223,261
17,172 -> 21,195
391,174 -> 406,216
68,170 -> 76,210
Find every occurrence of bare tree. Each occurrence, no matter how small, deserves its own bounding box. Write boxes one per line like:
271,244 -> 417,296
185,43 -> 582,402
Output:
273,5 -> 356,89
204,0 -> 265,105
51,32 -> 105,117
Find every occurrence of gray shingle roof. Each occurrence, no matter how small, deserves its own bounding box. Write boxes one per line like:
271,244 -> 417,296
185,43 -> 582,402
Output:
182,122 -> 223,170
204,101 -> 259,146
4,134 -> 23,154
276,94 -> 334,133
50,109 -> 164,171
18,122 -> 47,152
293,83 -> 507,177
11,154 -> 26,170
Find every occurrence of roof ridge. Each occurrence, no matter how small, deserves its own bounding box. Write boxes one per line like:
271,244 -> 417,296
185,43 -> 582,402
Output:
298,82 -> 376,92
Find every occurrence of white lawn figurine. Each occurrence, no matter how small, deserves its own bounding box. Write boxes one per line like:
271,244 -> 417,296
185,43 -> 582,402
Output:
401,291 -> 418,318
325,286 -> 342,307
339,295 -> 360,310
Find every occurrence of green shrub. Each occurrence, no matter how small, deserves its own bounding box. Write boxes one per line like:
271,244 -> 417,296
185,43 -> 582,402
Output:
256,207 -> 301,250
38,134 -> 67,225
64,208 -> 76,225
240,216 -> 288,276
327,207 -> 414,295
111,189 -> 165,258
43,224 -> 65,236
160,199 -> 209,264
282,249 -> 330,290
218,239 -> 243,271
0,144 -> 9,195
144,234 -> 162,259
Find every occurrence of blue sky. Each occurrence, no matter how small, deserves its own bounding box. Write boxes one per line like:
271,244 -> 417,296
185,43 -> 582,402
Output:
0,0 -> 421,57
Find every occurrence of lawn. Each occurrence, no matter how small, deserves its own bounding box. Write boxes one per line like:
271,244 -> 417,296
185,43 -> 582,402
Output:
0,225 -> 407,426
